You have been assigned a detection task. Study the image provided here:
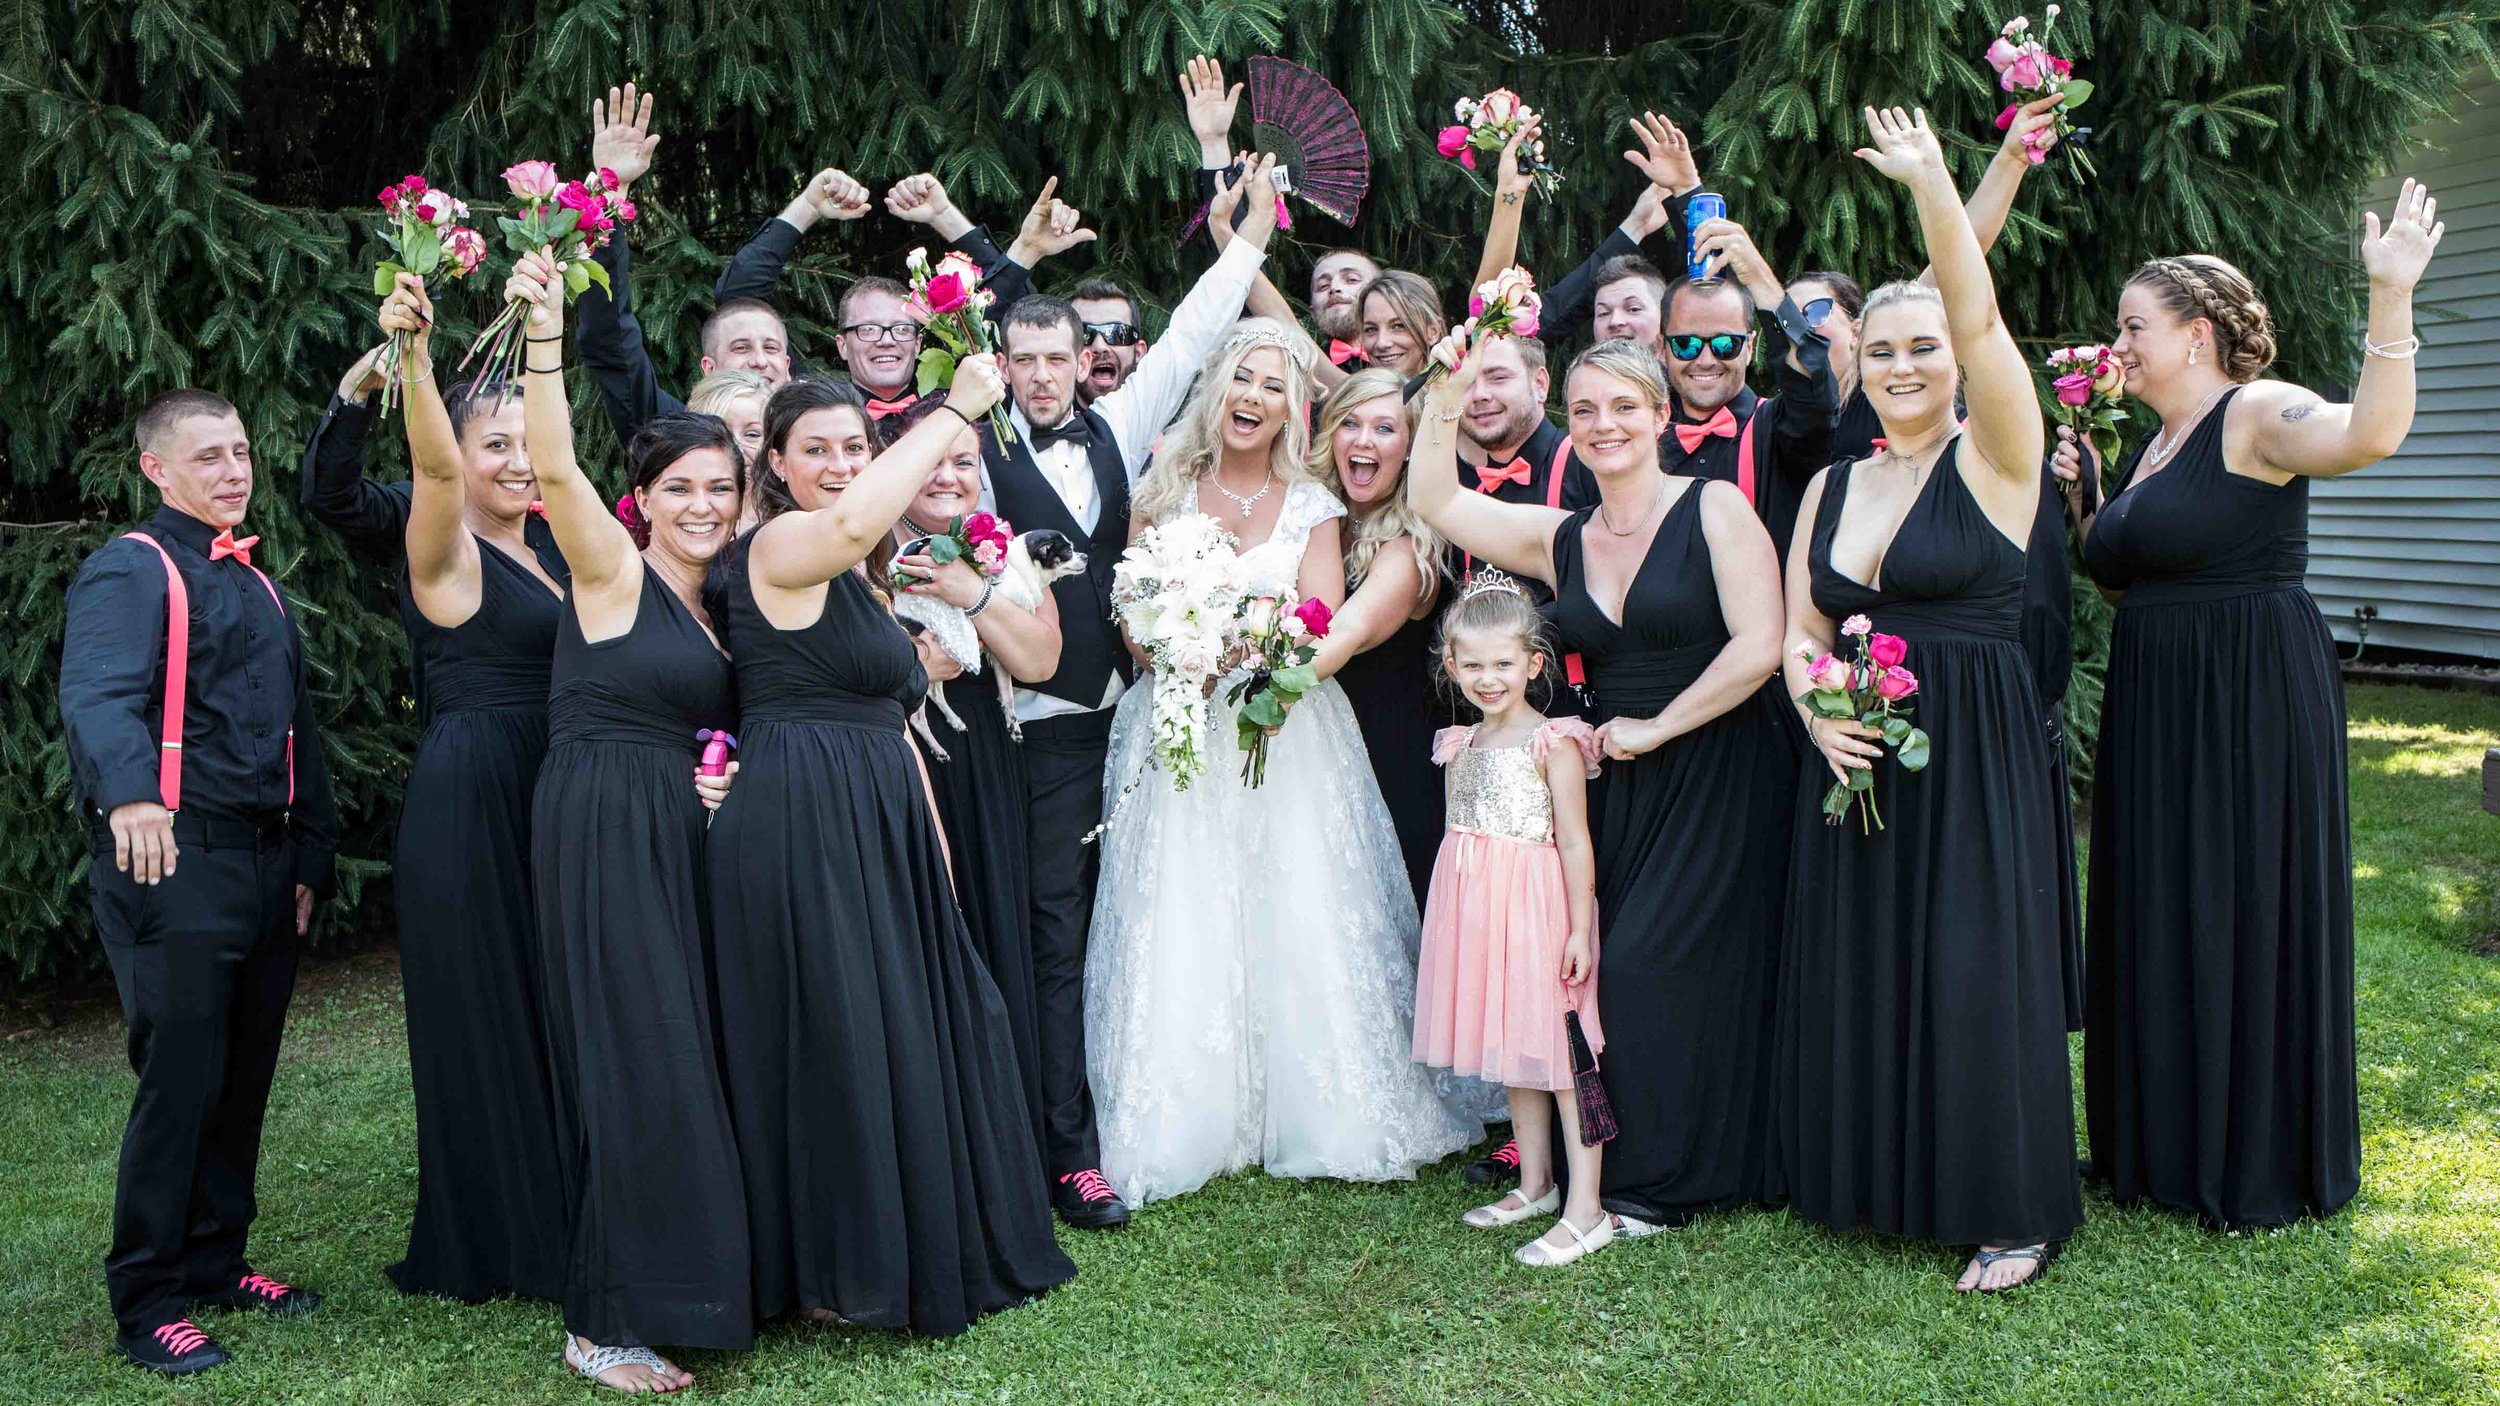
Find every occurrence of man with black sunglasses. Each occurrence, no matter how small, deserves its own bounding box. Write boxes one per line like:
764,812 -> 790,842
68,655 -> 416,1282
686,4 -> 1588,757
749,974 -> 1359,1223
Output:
1067,277 -> 1149,403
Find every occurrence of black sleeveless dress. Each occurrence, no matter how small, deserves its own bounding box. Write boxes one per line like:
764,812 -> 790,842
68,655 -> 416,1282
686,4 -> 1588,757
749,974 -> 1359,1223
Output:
1337,588 -> 1452,910
533,565 -> 751,1351
1778,445 -> 2082,1249
388,538 -> 572,1303
1550,482 -> 1790,1225
2082,389 -> 2358,1228
914,649 -> 1046,1165
706,544 -> 1074,1335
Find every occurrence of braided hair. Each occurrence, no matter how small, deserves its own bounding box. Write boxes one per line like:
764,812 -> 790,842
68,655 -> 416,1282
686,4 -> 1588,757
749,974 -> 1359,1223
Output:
2126,255 -> 2278,383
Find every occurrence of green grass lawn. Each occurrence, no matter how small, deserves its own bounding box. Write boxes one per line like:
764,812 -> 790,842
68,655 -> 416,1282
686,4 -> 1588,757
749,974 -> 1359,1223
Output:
3,681 -> 2494,1404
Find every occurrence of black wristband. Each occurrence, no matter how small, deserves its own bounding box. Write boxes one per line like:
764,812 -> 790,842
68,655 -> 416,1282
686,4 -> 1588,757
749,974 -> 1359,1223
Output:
525,334 -> 566,343
940,403 -> 976,430
525,359 -> 567,375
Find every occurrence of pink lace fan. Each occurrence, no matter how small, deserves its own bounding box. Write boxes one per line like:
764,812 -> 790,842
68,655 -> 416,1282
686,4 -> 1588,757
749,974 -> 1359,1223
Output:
1248,56 -> 1369,227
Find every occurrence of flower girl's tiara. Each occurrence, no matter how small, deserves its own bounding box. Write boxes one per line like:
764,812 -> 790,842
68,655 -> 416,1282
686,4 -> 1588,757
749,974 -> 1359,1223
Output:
1458,569 -> 1527,603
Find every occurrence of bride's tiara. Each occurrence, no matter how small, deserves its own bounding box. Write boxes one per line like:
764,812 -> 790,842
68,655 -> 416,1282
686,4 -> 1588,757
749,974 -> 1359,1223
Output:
1458,569 -> 1528,604
1221,321 -> 1313,371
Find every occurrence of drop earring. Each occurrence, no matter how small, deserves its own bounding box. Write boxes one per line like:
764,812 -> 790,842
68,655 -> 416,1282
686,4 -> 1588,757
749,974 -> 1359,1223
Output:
2189,343 -> 2201,367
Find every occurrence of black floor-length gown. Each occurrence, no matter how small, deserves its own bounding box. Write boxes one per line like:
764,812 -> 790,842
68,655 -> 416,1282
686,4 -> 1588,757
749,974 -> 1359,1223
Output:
1338,603 -> 1452,910
707,546 -> 1074,1335
1549,482 -> 1791,1225
2019,472 -> 2086,1033
914,665 -> 1046,1165
534,566 -> 752,1351
2082,389 -> 2358,1228
389,540 -> 573,1302
1778,445 -> 2082,1249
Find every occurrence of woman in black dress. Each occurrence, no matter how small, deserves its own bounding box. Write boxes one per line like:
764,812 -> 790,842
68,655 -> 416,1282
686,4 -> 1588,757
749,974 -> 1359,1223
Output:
707,353 -> 1074,1335
1776,108 -> 2078,1294
1412,335 -> 1789,1248
1309,367 -> 1450,909
334,280 -> 578,1305
514,252 -> 753,1392
872,393 -> 1064,1168
2059,180 -> 2445,1229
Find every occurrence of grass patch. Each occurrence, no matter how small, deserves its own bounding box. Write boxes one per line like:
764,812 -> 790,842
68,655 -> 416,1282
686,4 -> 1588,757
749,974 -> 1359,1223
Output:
2,683 -> 2494,1404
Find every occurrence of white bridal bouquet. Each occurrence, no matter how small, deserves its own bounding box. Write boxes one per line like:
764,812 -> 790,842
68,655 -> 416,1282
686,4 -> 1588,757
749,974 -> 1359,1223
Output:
1108,514 -> 1245,791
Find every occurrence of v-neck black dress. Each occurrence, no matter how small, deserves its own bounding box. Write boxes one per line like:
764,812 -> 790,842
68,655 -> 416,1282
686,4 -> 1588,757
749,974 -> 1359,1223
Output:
1777,445 -> 2082,1250
1549,480 -> 1791,1225
1336,554 -> 1455,910
2081,389 -> 2358,1228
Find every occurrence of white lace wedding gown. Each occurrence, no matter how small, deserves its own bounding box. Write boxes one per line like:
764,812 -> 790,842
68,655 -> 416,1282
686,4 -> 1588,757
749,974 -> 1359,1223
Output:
1086,481 -> 1477,1206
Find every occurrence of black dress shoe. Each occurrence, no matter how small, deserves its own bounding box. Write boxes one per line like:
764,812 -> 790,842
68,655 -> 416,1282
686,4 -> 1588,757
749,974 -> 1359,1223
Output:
1463,1137 -> 1522,1187
1053,1169 -> 1131,1229
117,1319 -> 230,1377
194,1270 -> 323,1318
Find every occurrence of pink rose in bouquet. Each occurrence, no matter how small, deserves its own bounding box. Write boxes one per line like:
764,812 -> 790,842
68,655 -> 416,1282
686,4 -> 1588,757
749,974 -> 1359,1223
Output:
1444,89 -> 1559,196
1429,267 -> 1542,386
370,174 -> 481,413
1227,591 -> 1332,787
2043,342 -> 2130,475
1797,628 -> 1931,832
1867,632 -> 1909,670
502,161 -> 561,201
463,159 -> 638,395
1982,10 -> 2095,179
1875,665 -> 1920,702
903,246 -> 1014,445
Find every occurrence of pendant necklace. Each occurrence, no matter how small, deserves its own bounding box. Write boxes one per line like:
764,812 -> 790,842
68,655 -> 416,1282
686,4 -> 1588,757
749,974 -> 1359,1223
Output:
1209,472 -> 1276,519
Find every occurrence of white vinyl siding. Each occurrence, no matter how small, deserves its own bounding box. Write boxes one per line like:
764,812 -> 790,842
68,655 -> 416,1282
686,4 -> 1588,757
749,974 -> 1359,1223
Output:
2308,75 -> 2500,660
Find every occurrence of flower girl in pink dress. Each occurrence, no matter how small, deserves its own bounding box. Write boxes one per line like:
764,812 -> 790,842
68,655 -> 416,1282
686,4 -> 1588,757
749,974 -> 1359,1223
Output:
1413,575 -> 1610,1266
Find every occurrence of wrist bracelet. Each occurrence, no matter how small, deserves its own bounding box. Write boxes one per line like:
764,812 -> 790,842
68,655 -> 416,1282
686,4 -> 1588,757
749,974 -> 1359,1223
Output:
941,403 -> 976,429
525,334 -> 566,344
525,359 -> 567,375
2362,334 -> 2421,360
1432,407 -> 1462,422
964,579 -> 997,618
400,362 -> 433,386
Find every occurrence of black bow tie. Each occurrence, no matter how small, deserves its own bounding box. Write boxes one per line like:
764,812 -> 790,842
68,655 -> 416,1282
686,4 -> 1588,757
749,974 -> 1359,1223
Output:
1030,415 -> 1095,452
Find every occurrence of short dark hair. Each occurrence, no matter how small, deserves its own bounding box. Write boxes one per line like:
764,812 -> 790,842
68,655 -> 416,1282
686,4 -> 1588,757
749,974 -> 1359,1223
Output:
838,276 -> 913,327
1479,332 -> 1548,377
620,412 -> 742,548
1792,269 -> 1866,319
1593,254 -> 1670,306
702,297 -> 787,358
1068,279 -> 1142,328
757,377 -> 869,522
443,378 -> 515,443
1000,295 -> 1085,354
135,388 -> 238,456
1665,275 -> 1757,327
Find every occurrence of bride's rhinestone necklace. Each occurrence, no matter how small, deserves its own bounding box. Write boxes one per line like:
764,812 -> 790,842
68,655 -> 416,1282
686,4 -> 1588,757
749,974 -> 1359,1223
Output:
1210,472 -> 1276,519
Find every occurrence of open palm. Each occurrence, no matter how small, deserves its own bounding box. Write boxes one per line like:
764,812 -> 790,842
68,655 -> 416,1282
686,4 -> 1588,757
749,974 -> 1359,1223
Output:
2362,177 -> 2444,292
1853,105 -> 1944,186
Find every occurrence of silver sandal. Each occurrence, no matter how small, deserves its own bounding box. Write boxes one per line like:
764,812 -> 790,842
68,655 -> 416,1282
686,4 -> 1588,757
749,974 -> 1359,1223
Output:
564,1332 -> 676,1392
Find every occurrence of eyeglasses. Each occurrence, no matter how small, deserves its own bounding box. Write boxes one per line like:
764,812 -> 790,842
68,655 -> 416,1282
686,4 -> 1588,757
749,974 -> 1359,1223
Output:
1799,297 -> 1836,327
1084,321 -> 1143,347
841,322 -> 923,345
1666,332 -> 1753,362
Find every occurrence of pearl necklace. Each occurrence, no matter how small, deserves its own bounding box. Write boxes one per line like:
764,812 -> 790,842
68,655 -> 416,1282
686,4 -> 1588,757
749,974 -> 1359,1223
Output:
1208,471 -> 1276,519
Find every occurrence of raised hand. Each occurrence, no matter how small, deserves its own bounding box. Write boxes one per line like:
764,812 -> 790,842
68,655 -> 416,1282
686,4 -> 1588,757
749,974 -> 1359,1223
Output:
804,168 -> 871,222
1424,324 -> 1487,402
1854,105 -> 1947,186
1621,181 -> 1674,241
1997,93 -> 2065,164
886,173 -> 955,225
590,83 -> 659,194
1015,176 -> 1098,260
338,341 -> 391,401
1181,55 -> 1243,161
1622,110 -> 1699,194
509,246 -> 562,337
1689,216 -> 1778,300
378,271 -> 436,352
1495,109 -> 1544,204
1234,151 -> 1282,250
2362,177 -> 2444,292
946,350 -> 1006,420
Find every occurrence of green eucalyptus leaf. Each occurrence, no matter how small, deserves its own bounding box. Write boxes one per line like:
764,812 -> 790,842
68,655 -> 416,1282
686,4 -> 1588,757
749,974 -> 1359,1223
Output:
1242,693 -> 1287,728
2059,78 -> 2095,110
1270,663 -> 1318,695
1897,729 -> 1931,770
372,262 -> 406,297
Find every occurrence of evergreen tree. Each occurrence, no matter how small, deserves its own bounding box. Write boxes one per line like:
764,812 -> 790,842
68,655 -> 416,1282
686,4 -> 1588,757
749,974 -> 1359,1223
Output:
1,1 -> 2490,980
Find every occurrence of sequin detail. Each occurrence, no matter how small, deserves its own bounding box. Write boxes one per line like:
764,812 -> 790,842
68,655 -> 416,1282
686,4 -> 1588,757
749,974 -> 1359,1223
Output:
1445,743 -> 1558,845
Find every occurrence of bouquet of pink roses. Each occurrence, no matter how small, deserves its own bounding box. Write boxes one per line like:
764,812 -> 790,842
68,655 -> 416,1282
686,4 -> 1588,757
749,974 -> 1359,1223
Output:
890,509 -> 1013,592
1426,266 -> 1542,380
370,175 -> 487,413
904,246 -> 1016,445
1985,8 -> 2095,177
2044,342 -> 2128,472
1437,89 -> 1561,199
1797,614 -> 1930,833
1225,592 -> 1332,789
463,161 -> 637,393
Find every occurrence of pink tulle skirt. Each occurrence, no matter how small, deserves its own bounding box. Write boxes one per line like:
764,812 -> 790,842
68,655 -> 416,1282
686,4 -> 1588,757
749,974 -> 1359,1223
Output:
1412,829 -> 1602,1093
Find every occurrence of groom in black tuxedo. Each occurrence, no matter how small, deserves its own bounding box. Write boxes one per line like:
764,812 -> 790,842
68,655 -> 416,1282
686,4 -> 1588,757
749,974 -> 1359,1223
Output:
980,175 -> 1278,1228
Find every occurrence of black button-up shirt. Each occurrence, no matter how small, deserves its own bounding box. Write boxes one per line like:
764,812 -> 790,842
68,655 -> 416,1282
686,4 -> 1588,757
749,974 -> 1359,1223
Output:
1666,293 -> 1836,562
59,505 -> 340,891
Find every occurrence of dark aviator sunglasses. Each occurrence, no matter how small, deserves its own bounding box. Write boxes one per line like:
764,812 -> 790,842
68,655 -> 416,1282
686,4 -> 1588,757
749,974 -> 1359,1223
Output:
1084,321 -> 1144,348
1666,331 -> 1753,362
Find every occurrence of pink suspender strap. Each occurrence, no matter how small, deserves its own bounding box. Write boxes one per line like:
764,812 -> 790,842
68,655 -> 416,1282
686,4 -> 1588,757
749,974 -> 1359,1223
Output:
116,532 -> 295,813
1736,397 -> 1765,507
1541,437 -> 1588,689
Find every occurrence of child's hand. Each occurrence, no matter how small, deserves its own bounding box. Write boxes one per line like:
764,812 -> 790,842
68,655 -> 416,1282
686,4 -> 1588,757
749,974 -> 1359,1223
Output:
1561,932 -> 1592,986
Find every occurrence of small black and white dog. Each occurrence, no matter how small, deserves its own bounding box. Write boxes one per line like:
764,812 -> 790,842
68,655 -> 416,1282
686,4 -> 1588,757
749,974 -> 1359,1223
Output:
895,529 -> 1085,758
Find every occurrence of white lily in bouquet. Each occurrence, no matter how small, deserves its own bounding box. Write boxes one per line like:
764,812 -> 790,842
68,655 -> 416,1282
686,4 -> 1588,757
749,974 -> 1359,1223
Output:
1108,514 -> 1246,792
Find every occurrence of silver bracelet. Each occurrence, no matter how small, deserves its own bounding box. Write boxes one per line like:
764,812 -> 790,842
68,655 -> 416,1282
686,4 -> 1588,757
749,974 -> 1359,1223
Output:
964,579 -> 997,618
2362,334 -> 2421,359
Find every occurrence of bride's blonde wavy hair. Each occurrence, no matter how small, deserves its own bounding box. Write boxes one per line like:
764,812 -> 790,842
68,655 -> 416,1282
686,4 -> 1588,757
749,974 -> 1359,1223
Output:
1305,367 -> 1446,599
1130,318 -> 1317,525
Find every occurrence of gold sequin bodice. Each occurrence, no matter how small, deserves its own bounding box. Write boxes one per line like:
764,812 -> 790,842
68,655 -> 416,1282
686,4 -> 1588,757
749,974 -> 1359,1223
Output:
1446,742 -> 1555,845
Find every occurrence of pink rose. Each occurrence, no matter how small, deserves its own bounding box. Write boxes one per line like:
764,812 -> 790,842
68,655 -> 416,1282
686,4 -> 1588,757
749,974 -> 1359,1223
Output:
973,540 -> 1004,574
963,510 -> 999,542
926,271 -> 970,316
1986,37 -> 2022,71
378,186 -> 402,211
2053,370 -> 2094,406
442,226 -> 487,275
1437,125 -> 1470,160
1459,147 -> 1478,172
1510,309 -> 1540,340
617,200 -> 639,223
1868,632 -> 1908,669
1293,597 -> 1333,640
402,175 -> 427,196
1468,294 -> 1486,318
1875,665 -> 1920,702
598,167 -> 620,191
1841,614 -> 1872,637
2002,52 -> 2046,91
1995,103 -> 2020,131
1806,652 -> 1851,693
503,160 -> 561,201
2050,55 -> 2073,78
2092,356 -> 2125,397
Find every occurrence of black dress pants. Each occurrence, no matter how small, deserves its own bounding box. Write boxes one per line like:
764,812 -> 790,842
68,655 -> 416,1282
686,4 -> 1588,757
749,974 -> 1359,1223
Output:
1018,710 -> 1113,1179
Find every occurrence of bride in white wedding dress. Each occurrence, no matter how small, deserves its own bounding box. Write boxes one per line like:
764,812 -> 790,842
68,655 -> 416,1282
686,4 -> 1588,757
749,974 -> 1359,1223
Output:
1085,319 -> 1476,1207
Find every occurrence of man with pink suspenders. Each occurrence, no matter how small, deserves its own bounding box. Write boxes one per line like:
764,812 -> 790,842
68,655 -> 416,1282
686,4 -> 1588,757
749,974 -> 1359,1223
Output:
58,388 -> 339,1378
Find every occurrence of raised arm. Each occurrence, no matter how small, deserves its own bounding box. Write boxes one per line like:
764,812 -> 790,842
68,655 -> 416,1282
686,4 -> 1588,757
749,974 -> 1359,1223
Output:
1951,95 -> 2064,269
2245,178 -> 2443,478
1407,337 -> 1568,585
1096,155 -> 1276,471
1540,113 -> 1697,345
297,342 -> 409,557
1304,536 -> 1433,684
887,174 -> 1036,330
517,250 -> 640,601
718,166 -> 869,306
573,85 -> 680,447
1180,54 -> 1242,246
752,357 -> 1009,589
1469,110 -> 1545,296
1205,167 -> 1345,391
385,275 -> 482,617
1855,106 -> 2040,488
1001,177 -> 1097,284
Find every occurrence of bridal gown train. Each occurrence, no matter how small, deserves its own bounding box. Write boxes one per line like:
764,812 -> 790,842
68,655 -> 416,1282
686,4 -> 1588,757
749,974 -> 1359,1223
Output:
1085,481 -> 1477,1207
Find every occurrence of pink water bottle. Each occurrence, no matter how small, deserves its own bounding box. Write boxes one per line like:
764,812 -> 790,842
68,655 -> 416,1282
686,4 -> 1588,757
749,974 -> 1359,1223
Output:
696,729 -> 738,777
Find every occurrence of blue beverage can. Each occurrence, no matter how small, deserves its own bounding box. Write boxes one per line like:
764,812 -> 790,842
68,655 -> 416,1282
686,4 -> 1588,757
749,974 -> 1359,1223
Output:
1686,191 -> 1727,282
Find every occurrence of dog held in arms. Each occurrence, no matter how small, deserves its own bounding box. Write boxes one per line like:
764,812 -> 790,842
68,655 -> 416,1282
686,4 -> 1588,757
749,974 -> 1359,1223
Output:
894,529 -> 1085,758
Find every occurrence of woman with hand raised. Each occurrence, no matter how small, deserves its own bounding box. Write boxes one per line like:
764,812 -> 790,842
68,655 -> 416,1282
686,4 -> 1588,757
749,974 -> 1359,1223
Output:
1774,108 -> 2079,1294
706,349 -> 1075,1335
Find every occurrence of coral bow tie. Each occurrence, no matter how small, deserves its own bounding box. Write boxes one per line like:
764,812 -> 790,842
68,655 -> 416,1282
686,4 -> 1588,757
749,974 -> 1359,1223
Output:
1328,340 -> 1367,368
208,529 -> 258,566
1673,406 -> 1740,456
865,394 -> 920,419
1474,459 -> 1533,492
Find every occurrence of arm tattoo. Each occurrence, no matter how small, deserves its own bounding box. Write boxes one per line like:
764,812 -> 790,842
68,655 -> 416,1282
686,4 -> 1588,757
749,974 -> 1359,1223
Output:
2281,402 -> 2317,422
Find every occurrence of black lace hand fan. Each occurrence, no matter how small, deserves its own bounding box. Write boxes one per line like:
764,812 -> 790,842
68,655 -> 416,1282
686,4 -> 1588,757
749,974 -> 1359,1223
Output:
1248,56 -> 1369,227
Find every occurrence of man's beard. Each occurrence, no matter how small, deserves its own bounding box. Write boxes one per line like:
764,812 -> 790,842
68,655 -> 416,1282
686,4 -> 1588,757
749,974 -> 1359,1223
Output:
1461,404 -> 1537,454
1313,302 -> 1358,342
